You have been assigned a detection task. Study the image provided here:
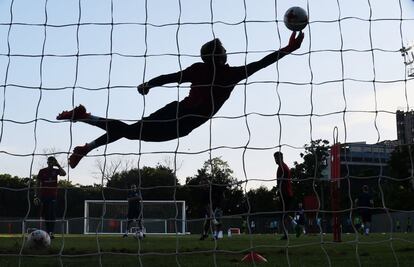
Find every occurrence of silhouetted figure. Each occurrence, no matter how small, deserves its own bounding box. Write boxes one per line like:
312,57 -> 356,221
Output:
200,204 -> 212,241
396,219 -> 401,232
295,202 -> 305,237
355,185 -> 374,235
353,215 -> 362,234
213,207 -> 223,240
34,156 -> 66,239
57,32 -> 304,168
123,184 -> 143,238
274,151 -> 294,240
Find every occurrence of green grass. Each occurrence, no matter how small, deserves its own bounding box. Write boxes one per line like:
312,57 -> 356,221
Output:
0,233 -> 413,266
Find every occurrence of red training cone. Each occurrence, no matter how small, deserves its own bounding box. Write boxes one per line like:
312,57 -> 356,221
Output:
241,252 -> 268,263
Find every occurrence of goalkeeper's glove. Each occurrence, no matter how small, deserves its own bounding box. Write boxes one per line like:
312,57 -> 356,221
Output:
34,195 -> 40,206
137,82 -> 151,95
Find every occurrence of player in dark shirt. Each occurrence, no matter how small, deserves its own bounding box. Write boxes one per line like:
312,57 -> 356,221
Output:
57,32 -> 304,168
213,207 -> 224,240
123,184 -> 143,238
355,185 -> 374,235
200,204 -> 211,241
34,156 -> 66,239
274,151 -> 294,240
295,202 -> 305,237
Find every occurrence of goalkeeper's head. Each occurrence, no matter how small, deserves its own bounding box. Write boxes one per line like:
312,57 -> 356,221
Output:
201,38 -> 227,66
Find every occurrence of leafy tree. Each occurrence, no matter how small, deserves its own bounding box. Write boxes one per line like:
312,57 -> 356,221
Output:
184,157 -> 243,218
388,145 -> 414,182
0,174 -> 33,217
292,139 -> 330,180
106,164 -> 180,200
245,186 -> 278,213
385,145 -> 414,210
290,139 -> 330,212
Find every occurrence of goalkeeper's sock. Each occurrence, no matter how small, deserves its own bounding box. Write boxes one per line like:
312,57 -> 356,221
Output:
87,141 -> 97,150
88,115 -> 101,122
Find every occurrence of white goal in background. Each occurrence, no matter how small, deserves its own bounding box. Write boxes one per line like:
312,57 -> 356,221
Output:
84,200 -> 186,235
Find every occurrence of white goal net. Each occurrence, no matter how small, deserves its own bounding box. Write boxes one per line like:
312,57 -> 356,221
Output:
1,0 -> 414,266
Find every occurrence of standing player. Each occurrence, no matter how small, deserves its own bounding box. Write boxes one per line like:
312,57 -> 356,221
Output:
241,218 -> 247,234
34,156 -> 66,239
355,185 -> 374,235
123,184 -> 143,238
200,204 -> 212,240
57,32 -> 304,168
353,215 -> 362,234
295,202 -> 305,237
213,206 -> 223,240
250,219 -> 256,234
274,151 -> 294,240
395,219 -> 401,232
407,217 -> 412,233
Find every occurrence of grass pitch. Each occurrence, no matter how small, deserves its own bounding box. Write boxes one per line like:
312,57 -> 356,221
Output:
0,233 -> 413,266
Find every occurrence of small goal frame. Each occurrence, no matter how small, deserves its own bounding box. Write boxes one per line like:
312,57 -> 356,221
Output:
83,200 -> 186,235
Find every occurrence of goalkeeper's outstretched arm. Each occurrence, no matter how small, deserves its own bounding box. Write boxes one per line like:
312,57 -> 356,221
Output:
244,31 -> 304,77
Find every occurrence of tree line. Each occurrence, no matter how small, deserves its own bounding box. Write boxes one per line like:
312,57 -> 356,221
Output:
1,139 -> 413,220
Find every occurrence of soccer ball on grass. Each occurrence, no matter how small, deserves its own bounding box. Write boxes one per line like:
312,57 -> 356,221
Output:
26,229 -> 51,249
284,6 -> 308,31
133,230 -> 144,240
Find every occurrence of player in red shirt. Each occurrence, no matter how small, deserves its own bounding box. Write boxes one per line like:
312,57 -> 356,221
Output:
274,151 -> 294,240
34,156 -> 66,238
355,185 -> 374,235
57,32 -> 304,168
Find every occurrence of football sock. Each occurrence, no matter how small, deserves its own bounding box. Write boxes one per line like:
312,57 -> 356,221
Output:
87,141 -> 96,150
88,115 -> 101,122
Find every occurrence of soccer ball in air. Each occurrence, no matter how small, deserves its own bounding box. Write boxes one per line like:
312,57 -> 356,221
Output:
284,6 -> 308,31
26,229 -> 51,249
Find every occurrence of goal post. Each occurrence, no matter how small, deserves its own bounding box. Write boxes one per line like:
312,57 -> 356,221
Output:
330,142 -> 342,242
84,200 -> 186,235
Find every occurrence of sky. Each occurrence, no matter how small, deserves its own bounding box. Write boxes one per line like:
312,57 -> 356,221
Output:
0,0 -> 414,189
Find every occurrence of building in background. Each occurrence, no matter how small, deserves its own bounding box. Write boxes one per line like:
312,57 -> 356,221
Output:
341,141 -> 397,178
336,141 -> 398,200
396,110 -> 414,145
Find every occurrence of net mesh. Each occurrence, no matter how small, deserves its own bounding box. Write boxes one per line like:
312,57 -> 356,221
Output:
0,0 -> 414,266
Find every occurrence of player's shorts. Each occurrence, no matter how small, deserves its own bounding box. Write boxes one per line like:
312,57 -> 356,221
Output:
137,101 -> 208,142
40,197 -> 57,216
281,195 -> 294,213
127,204 -> 141,220
297,216 -> 305,225
359,208 -> 371,223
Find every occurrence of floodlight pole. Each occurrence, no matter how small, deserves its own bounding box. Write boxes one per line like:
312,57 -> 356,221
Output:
400,44 -> 414,77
